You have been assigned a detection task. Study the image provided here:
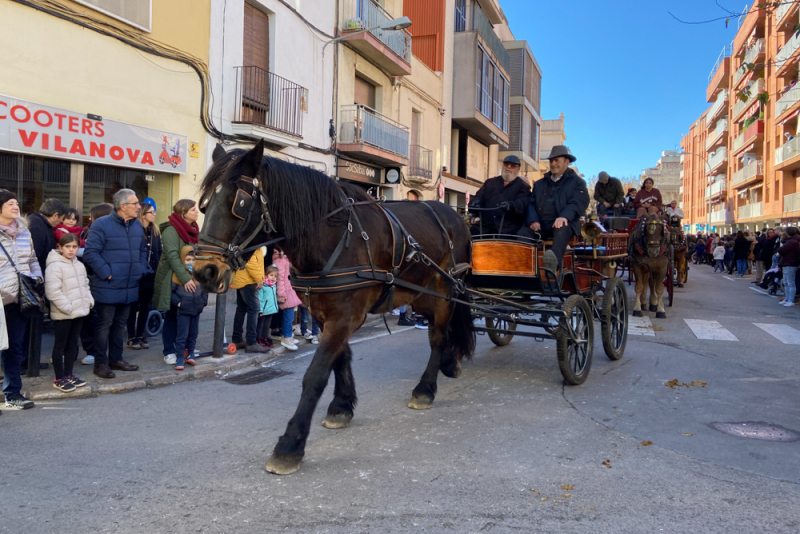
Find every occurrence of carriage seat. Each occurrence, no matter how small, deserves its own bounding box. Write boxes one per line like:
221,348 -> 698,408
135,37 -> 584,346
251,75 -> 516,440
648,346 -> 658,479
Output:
603,217 -> 634,231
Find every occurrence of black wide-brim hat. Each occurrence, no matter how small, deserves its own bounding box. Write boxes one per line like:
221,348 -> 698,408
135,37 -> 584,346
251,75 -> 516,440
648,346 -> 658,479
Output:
546,145 -> 577,163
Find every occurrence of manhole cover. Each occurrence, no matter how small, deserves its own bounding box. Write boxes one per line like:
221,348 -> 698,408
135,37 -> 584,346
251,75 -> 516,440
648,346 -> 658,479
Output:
224,368 -> 291,385
708,422 -> 800,442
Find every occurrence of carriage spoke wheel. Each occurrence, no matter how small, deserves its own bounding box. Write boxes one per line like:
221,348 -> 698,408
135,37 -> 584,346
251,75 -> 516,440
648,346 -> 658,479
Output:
556,295 -> 594,385
601,277 -> 628,361
486,317 -> 517,346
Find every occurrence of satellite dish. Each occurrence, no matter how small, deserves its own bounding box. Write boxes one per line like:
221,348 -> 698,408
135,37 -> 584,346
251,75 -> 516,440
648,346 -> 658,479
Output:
386,169 -> 400,184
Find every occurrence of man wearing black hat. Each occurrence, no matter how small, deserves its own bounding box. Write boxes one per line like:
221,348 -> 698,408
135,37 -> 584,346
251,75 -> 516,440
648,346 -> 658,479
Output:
594,171 -> 624,219
468,155 -> 531,236
517,145 -> 590,274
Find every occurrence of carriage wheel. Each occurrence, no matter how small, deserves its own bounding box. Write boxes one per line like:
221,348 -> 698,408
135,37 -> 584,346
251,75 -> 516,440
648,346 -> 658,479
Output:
486,317 -> 516,346
601,278 -> 628,361
556,295 -> 594,385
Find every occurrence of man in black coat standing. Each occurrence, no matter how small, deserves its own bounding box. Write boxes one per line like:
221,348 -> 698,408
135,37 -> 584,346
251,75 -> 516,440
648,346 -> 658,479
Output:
517,146 -> 590,275
593,171 -> 624,219
468,155 -> 531,236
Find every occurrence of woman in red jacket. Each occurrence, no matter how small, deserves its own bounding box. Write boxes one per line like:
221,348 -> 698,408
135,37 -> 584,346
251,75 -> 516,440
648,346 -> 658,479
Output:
633,178 -> 663,218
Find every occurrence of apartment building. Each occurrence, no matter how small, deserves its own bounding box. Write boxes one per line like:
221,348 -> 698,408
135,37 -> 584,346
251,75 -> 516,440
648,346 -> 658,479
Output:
640,151 -> 682,206
532,113 -> 567,181
0,0 -> 211,225
682,2 -> 800,234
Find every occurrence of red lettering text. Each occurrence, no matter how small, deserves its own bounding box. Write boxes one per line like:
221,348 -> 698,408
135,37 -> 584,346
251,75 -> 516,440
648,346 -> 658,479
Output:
89,142 -> 105,158
141,152 -> 154,165
126,149 -> 140,162
33,110 -> 53,127
17,129 -> 38,147
68,116 -> 79,133
54,113 -> 67,129
81,119 -> 94,135
94,122 -> 104,137
69,139 -> 86,155
0,101 -> 7,119
42,133 -> 49,150
110,146 -> 124,160
55,136 -> 68,153
10,106 -> 30,123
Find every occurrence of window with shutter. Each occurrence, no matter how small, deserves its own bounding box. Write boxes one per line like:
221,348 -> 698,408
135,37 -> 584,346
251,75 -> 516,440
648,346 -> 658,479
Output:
354,76 -> 376,108
242,4 -> 271,123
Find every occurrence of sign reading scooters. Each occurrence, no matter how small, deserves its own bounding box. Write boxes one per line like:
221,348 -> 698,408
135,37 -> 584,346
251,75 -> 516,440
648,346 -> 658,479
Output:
0,94 -> 188,174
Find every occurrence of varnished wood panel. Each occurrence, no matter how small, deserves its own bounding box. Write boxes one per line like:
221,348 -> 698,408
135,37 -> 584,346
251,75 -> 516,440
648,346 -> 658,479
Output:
472,241 -> 537,276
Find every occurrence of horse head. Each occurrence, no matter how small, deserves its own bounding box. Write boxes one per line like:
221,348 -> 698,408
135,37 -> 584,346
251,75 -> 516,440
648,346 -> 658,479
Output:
643,213 -> 668,258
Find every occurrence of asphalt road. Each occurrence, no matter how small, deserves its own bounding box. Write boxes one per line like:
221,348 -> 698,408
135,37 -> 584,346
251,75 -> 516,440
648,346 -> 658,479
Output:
1,264 -> 799,533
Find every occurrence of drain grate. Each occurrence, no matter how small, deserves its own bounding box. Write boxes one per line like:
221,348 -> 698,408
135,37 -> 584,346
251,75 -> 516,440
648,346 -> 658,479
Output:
223,367 -> 291,385
708,422 -> 800,442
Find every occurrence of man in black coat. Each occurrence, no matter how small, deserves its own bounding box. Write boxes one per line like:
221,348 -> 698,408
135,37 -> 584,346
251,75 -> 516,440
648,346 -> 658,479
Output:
517,146 -> 590,273
761,228 -> 780,270
26,198 -> 67,278
594,171 -> 624,219
468,155 -> 531,236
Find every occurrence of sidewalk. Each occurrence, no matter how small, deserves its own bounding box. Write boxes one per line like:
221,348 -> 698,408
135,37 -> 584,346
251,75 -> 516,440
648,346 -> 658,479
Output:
19,295 -> 382,401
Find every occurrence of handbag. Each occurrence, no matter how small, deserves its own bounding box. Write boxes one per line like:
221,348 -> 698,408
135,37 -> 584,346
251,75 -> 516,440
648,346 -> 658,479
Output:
0,240 -> 47,318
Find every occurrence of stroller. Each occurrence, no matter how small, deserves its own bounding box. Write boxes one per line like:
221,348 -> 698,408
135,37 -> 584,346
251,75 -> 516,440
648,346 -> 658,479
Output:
759,253 -> 783,295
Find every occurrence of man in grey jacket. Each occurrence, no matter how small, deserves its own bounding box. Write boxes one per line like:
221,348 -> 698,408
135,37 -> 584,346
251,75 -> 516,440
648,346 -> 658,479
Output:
593,171 -> 624,219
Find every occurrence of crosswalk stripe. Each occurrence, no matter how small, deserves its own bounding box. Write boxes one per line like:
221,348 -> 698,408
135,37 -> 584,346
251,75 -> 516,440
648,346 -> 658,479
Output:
753,323 -> 800,345
628,315 -> 655,336
684,319 -> 739,341
723,275 -> 736,281
749,287 -> 779,298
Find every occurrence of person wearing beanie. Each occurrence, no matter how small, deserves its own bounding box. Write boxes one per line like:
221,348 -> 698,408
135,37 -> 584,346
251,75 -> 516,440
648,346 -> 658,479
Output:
593,171 -> 624,219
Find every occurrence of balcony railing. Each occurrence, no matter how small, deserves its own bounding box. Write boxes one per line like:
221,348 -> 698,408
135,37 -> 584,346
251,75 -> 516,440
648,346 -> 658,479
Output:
233,66 -> 306,138
705,179 -> 727,199
777,1 -> 794,24
738,201 -> 762,220
744,38 -> 765,66
709,209 -> 728,223
732,130 -> 746,152
706,118 -> 728,150
776,30 -> 800,69
339,104 -> 409,157
707,147 -> 728,171
731,159 -> 762,187
341,0 -> 412,63
706,89 -> 729,126
455,4 -> 511,72
776,135 -> 800,165
785,191 -> 800,213
408,145 -> 432,180
733,78 -> 764,118
708,44 -> 733,85
776,83 -> 800,117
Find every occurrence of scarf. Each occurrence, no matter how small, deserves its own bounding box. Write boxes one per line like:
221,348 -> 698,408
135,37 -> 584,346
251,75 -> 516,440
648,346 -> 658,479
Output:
168,212 -> 199,245
0,220 -> 19,238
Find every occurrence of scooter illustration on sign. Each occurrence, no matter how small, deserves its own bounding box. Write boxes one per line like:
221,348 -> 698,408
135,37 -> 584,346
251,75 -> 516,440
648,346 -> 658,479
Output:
159,135 -> 182,168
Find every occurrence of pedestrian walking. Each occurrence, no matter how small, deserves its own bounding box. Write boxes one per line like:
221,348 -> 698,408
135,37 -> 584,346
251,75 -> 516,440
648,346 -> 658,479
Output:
725,241 -> 734,274
753,231 -> 767,284
257,265 -> 279,348
127,201 -> 161,349
273,249 -> 302,351
694,238 -> 705,264
777,227 -> 800,307
169,247 -> 207,369
44,234 -> 93,392
733,231 -> 750,277
713,242 -> 726,273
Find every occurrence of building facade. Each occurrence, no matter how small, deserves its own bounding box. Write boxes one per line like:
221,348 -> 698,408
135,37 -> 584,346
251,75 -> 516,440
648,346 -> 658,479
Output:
640,151 -> 682,207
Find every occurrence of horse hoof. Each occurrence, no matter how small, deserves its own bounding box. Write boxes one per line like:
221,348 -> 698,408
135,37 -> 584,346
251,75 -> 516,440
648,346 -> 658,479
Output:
322,413 -> 353,429
265,453 -> 302,475
632,310 -> 642,317
648,305 -> 658,313
408,395 -> 434,410
656,312 -> 666,319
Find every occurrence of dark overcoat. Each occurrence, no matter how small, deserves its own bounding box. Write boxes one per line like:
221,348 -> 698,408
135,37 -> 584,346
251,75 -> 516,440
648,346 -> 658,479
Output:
469,176 -> 531,234
524,168 -> 590,237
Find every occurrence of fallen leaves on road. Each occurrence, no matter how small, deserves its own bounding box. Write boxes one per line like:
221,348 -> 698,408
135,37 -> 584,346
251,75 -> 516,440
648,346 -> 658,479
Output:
665,379 -> 708,388
563,494 -> 571,498
530,488 -> 538,493
560,484 -> 574,490
641,440 -> 653,446
541,497 -> 547,501
602,459 -> 612,468
682,433 -> 694,436
690,381 -> 707,387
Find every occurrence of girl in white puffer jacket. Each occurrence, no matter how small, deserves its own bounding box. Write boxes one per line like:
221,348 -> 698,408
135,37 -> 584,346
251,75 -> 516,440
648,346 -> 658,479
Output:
45,234 -> 94,393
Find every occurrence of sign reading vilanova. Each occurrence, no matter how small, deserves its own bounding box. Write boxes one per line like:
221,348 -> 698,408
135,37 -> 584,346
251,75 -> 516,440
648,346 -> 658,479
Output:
0,94 -> 188,174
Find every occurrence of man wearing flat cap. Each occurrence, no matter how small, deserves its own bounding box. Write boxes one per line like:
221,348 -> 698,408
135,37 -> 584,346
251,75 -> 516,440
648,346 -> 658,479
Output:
468,154 -> 531,236
517,145 -> 590,275
594,171 -> 624,219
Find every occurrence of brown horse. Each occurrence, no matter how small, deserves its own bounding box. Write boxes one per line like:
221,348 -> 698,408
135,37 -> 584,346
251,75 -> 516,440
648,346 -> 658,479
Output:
628,214 -> 670,319
668,215 -> 688,287
193,141 -> 475,475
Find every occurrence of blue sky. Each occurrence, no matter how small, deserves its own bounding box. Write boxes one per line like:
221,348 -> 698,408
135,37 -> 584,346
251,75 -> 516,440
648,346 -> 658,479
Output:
503,0 -> 744,180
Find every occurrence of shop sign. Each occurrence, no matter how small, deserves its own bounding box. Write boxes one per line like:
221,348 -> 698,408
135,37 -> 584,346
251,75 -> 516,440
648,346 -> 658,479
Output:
338,159 -> 381,184
190,141 -> 200,158
0,93 -> 188,173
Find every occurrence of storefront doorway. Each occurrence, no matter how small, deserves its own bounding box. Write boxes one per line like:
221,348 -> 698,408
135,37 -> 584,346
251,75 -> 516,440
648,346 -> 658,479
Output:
83,164 -> 173,226
0,150 -> 70,216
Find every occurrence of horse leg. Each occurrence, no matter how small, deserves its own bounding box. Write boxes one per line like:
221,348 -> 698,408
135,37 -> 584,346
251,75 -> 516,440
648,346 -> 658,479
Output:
655,263 -> 668,319
408,295 -> 449,410
321,344 -> 357,429
648,274 -> 658,313
632,267 -> 644,317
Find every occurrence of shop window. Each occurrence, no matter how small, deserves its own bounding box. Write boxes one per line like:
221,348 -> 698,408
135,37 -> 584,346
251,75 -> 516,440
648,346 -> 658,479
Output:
0,151 -> 70,216
83,164 -> 173,226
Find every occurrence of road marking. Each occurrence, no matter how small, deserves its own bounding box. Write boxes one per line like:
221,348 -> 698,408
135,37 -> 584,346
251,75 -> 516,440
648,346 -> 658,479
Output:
723,276 -> 736,281
265,327 -> 417,364
683,319 -> 739,341
749,287 -> 779,298
753,323 -> 800,345
628,315 -> 655,336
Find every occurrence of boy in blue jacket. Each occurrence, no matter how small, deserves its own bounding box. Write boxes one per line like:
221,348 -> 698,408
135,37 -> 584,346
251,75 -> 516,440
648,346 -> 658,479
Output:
171,246 -> 208,370
257,265 -> 279,347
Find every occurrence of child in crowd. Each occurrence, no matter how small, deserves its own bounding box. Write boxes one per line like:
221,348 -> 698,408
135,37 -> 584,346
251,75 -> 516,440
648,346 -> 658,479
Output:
257,265 -> 279,347
724,241 -> 734,275
44,234 -> 94,392
713,242 -> 726,273
694,238 -> 705,264
298,306 -> 320,344
272,249 -> 302,352
170,246 -> 208,370
53,208 -> 86,250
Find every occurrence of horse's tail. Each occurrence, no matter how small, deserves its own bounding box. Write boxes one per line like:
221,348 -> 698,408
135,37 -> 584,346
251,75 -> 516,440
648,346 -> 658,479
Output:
446,298 -> 476,361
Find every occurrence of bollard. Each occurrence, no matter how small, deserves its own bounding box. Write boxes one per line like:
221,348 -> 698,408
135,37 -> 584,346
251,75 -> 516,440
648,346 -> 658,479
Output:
212,291 -> 227,358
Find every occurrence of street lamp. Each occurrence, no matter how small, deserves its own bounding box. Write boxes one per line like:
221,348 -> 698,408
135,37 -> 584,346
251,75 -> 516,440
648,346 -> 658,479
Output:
322,16 -> 412,59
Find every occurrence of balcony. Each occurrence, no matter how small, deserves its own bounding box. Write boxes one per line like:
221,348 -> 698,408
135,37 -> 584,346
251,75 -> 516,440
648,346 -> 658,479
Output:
708,209 -> 729,224
706,118 -> 728,150
785,191 -> 800,213
738,201 -> 763,220
339,0 -> 412,76
732,119 -> 764,156
706,89 -> 729,126
407,145 -> 432,181
707,45 -> 731,102
705,179 -> 727,199
733,79 -> 764,120
338,104 -> 409,165
731,159 -> 763,188
776,83 -> 800,118
455,4 -> 511,73
775,135 -> 800,170
776,31 -> 800,75
707,147 -> 728,173
231,67 -> 306,146
744,38 -> 765,67
777,1 -> 800,28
